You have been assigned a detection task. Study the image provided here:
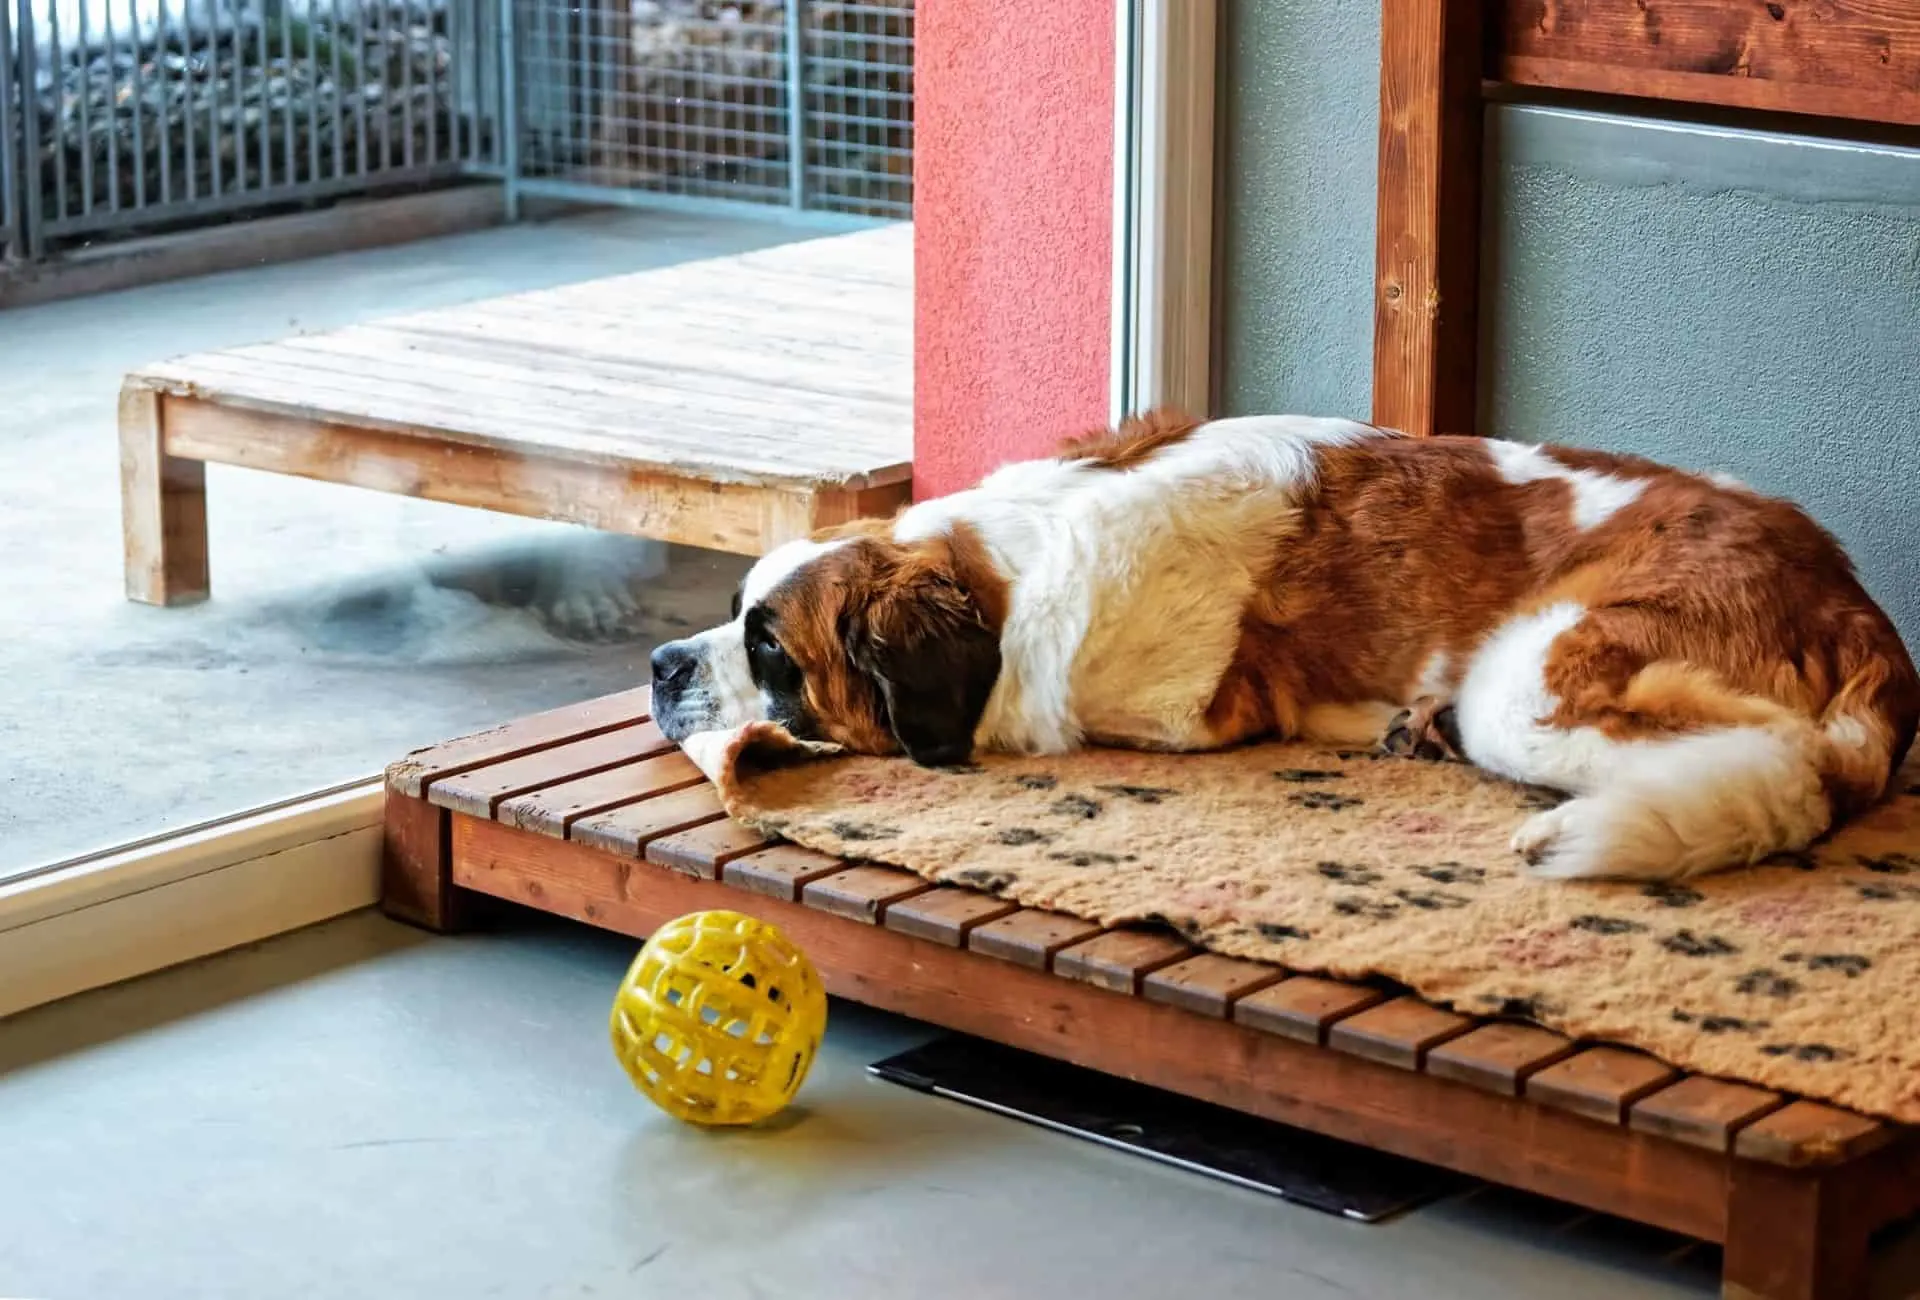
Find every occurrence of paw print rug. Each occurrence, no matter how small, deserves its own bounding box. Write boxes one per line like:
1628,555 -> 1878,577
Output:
679,725 -> 1920,1121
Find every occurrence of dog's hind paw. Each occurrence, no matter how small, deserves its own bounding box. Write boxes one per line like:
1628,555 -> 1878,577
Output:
1378,697 -> 1465,763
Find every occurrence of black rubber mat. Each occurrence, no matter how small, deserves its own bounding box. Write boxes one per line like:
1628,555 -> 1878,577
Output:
869,1033 -> 1471,1222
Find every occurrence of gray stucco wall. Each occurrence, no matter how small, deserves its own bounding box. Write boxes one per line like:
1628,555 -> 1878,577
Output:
1215,0 -> 1381,422
1216,3 -> 1920,642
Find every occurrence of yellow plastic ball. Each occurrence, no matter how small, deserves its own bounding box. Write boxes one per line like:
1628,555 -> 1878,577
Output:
609,910 -> 827,1126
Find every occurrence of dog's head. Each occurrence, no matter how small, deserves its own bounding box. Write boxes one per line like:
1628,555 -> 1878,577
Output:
650,525 -> 1007,767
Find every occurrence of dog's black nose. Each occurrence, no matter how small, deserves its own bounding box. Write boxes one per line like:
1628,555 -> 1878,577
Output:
651,641 -> 696,689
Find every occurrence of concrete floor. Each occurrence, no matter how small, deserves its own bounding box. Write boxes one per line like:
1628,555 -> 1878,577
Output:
0,209 -> 820,874
0,906 -> 1746,1300
0,908 -> 1910,1300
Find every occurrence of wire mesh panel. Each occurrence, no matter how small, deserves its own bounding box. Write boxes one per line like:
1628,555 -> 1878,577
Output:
13,0 -> 499,254
2,0 -> 20,257
801,0 -> 907,217
509,0 -> 911,220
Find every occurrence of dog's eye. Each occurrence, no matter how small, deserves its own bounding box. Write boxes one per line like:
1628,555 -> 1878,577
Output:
745,623 -> 800,691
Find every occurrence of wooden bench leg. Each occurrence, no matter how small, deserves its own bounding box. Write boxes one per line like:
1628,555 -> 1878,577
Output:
119,386 -> 210,605
1722,1163 -> 1869,1300
382,790 -> 470,933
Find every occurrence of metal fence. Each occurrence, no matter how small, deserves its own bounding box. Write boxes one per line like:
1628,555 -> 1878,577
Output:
506,0 -> 912,222
1,1 -> 19,256
5,0 -> 498,260
0,0 -> 909,266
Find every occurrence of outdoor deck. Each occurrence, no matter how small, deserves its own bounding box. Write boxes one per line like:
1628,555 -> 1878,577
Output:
119,223 -> 914,604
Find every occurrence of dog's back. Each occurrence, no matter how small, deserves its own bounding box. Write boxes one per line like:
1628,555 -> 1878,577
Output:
1051,416 -> 1919,879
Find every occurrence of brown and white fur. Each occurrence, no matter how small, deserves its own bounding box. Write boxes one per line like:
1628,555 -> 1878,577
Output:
650,412 -> 1919,882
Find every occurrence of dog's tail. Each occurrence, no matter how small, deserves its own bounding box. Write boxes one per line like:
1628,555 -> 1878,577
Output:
1813,625 -> 1920,824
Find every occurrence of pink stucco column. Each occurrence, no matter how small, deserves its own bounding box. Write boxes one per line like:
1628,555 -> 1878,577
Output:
912,0 -> 1115,500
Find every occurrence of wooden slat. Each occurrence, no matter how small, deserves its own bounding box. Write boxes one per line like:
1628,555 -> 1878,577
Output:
643,819 -> 776,879
150,355 -> 901,484
1053,930 -> 1199,996
458,278 -> 911,344
1327,996 -> 1474,1071
569,784 -> 728,857
1372,0 -> 1483,437
426,722 -> 674,818
569,249 -> 910,294
367,315 -> 907,406
1526,1047 -> 1681,1125
385,687 -> 652,798
800,866 -> 933,924
496,750 -> 703,837
391,286 -> 907,370
452,809 -> 627,915
883,887 -> 1021,947
160,399 -> 880,559
1630,1077 -> 1789,1154
1232,976 -> 1389,1045
445,256 -> 909,311
394,300 -> 907,379
448,817 -> 1737,1244
1141,954 -> 1285,1019
721,845 -> 848,901
290,323 -> 907,413
1733,1100 -> 1894,1169
1495,0 -> 1920,130
967,909 -> 1105,970
1427,1023 -> 1579,1096
228,336 -> 907,450
517,250 -> 913,300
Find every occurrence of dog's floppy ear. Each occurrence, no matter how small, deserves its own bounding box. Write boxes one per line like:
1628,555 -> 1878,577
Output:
843,556 -> 1001,768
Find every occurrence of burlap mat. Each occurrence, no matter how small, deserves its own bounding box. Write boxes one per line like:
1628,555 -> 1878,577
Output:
681,726 -> 1920,1121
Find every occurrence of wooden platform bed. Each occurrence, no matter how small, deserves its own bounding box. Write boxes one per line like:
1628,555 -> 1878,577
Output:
381,687 -> 1920,1300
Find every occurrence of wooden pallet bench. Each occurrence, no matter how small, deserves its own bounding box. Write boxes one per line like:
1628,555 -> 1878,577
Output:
117,225 -> 913,605
383,687 -> 1920,1300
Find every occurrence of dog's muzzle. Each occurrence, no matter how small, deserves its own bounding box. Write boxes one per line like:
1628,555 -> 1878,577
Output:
649,638 -> 701,741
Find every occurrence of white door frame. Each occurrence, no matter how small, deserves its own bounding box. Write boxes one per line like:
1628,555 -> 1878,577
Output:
1111,0 -> 1218,423
0,781 -> 385,1017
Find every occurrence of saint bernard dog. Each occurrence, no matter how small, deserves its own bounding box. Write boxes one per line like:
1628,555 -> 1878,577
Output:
650,412 -> 1918,882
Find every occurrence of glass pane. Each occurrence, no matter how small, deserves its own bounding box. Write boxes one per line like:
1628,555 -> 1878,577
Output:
2,0 -> 916,880
1,211 -> 826,874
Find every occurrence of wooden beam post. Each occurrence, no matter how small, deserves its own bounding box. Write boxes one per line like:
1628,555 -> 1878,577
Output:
382,788 -> 467,933
119,384 -> 211,605
1721,1162 -> 1869,1300
1372,0 -> 1484,437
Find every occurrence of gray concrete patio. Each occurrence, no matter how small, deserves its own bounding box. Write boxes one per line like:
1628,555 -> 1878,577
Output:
0,208 -> 830,873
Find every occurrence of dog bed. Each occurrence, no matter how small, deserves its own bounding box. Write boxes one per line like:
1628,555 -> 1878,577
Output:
682,722 -> 1920,1123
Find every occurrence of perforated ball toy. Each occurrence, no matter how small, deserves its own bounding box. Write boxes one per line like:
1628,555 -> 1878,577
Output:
609,909 -> 827,1126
